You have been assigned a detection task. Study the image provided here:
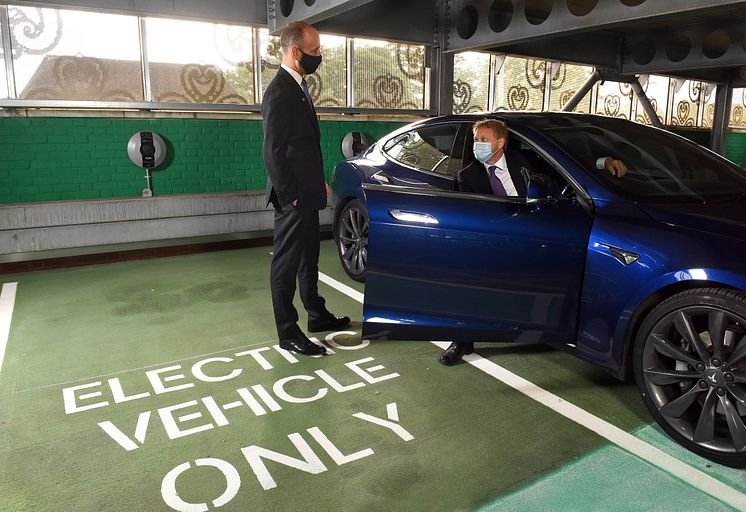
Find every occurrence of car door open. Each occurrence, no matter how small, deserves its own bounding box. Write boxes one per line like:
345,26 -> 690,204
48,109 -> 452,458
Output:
361,184 -> 593,345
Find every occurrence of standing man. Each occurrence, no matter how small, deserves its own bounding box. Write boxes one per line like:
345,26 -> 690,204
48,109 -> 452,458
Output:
262,21 -> 349,356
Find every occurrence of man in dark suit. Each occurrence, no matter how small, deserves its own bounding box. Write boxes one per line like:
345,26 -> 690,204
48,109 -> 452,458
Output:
441,118 -> 626,366
262,21 -> 349,356
457,119 -> 531,197
440,119 -> 524,365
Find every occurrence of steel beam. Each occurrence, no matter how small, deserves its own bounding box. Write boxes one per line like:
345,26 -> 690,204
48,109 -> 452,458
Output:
622,20 -> 746,78
267,0 -> 375,35
710,78 -> 733,156
631,78 -> 662,128
444,0 -> 746,55
561,69 -> 599,112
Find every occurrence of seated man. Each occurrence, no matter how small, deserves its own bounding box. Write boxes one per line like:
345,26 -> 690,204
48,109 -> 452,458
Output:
440,118 -> 626,366
458,119 -> 528,196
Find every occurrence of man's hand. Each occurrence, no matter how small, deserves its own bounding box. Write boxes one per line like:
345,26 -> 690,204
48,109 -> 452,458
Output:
604,158 -> 627,177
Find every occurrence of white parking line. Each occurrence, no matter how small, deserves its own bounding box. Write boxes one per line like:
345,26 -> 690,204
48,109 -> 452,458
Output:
318,271 -> 746,510
0,282 -> 18,377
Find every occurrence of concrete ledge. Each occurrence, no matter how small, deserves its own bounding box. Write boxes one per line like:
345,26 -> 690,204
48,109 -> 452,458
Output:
0,191 -> 333,254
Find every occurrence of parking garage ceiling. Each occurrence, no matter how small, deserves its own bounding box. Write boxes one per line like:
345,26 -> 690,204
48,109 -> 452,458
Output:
270,0 -> 746,87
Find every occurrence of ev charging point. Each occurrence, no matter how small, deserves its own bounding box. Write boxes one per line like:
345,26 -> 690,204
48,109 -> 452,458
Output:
127,131 -> 167,197
340,131 -> 371,159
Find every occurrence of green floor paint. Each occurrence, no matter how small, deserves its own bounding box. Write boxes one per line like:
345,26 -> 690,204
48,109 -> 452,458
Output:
478,444 -> 740,512
0,241 -> 743,511
633,425 -> 746,494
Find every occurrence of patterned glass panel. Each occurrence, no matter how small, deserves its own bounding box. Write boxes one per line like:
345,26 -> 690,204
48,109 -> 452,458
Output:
353,38 -> 424,109
258,28 -> 281,96
594,80 -> 633,119
729,88 -> 746,128
548,63 -> 593,113
146,18 -> 253,104
634,74 -> 668,125
669,79 -> 701,127
493,56 -> 545,111
0,19 -> 7,98
259,30 -> 346,107
309,34 -> 346,107
701,83 -> 717,129
453,51 -> 490,113
10,6 -> 142,101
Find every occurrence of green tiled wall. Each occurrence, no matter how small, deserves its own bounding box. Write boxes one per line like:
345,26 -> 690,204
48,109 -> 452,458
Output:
2,118 -> 744,205
0,117 -> 405,204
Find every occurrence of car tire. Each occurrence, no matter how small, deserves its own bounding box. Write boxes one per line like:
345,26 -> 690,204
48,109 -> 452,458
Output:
335,198 -> 368,282
633,287 -> 746,467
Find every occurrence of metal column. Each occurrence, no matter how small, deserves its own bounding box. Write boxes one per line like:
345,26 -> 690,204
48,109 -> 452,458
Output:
710,79 -> 733,156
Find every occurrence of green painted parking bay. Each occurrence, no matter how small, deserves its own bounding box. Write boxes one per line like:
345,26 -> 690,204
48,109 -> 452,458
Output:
1,242 -> 744,511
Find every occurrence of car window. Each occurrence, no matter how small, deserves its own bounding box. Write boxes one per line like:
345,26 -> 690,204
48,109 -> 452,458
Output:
509,137 -> 572,199
526,115 -> 746,202
383,123 -> 460,176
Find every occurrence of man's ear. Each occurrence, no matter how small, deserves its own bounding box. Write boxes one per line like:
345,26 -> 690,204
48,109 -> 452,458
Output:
497,137 -> 506,150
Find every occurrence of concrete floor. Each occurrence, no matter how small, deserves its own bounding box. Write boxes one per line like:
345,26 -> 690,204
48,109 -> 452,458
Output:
0,241 -> 744,511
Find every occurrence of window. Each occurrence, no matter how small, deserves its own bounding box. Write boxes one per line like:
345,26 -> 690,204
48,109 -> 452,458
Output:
634,75 -> 668,125
10,6 -> 142,101
383,123 -> 460,175
548,63 -> 594,113
595,80 -> 633,120
730,88 -> 746,129
146,18 -> 253,104
353,38 -> 425,110
453,52 -> 490,113
307,34 -> 346,107
494,56 -> 545,111
0,19 -> 7,98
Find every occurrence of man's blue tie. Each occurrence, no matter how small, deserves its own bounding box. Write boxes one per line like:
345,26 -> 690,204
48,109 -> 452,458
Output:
488,165 -> 507,196
301,78 -> 312,104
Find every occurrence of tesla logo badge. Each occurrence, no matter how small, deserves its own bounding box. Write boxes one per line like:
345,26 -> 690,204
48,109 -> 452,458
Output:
707,372 -> 718,384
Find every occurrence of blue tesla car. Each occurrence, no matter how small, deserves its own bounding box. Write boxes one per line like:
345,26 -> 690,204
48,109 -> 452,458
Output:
330,112 -> 746,467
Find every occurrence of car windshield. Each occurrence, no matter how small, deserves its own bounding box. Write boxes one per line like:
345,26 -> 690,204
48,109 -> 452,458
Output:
523,115 -> 746,202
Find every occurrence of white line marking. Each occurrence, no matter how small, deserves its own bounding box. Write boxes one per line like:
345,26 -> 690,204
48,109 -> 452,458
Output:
0,282 -> 18,377
319,271 -> 746,510
318,272 -> 364,304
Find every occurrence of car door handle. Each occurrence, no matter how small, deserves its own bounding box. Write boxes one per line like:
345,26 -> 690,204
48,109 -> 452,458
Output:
388,209 -> 439,224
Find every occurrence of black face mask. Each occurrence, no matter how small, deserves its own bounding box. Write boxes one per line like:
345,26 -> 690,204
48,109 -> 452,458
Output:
298,50 -> 322,74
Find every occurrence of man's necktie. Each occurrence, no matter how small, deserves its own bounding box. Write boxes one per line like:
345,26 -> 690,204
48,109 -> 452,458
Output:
488,165 -> 507,196
301,78 -> 312,105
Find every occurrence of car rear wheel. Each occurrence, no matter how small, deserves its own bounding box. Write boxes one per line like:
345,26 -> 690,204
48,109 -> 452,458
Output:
634,287 -> 746,467
336,199 -> 368,282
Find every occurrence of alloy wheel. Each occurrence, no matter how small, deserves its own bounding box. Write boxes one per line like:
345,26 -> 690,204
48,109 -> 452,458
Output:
337,200 -> 368,281
640,300 -> 746,460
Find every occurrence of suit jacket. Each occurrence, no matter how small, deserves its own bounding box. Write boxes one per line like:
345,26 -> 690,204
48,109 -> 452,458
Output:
458,152 -> 531,196
262,67 -> 327,210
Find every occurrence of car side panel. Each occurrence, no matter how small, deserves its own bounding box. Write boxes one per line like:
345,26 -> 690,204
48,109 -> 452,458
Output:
575,200 -> 746,377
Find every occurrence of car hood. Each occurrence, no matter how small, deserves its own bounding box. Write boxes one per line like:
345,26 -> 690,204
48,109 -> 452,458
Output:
637,200 -> 746,242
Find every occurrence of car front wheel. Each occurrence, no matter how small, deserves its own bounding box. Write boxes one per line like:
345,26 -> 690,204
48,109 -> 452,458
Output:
335,198 -> 368,282
634,287 -> 746,467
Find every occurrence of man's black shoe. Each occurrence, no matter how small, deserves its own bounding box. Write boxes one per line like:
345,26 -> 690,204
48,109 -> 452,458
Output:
279,335 -> 327,356
308,315 -> 351,333
439,342 -> 474,366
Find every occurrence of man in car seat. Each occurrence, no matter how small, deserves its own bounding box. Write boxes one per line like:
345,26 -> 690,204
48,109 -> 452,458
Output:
441,118 -> 626,366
